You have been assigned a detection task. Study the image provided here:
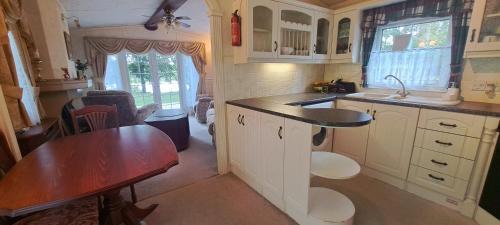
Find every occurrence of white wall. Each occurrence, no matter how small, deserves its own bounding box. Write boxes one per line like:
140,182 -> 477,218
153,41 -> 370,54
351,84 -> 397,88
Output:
22,0 -> 75,79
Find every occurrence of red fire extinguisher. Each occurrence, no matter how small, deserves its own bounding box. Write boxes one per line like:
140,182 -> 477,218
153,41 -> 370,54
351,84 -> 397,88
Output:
232,10 -> 241,46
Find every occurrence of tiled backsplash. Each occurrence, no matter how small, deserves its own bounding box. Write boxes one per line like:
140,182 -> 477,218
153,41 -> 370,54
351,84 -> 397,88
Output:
224,61 -> 325,100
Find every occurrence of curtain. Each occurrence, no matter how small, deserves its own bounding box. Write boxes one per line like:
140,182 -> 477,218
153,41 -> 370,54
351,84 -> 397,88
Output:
7,31 -> 40,124
103,54 -> 124,90
360,0 -> 474,87
177,53 -> 199,113
84,37 -> 207,95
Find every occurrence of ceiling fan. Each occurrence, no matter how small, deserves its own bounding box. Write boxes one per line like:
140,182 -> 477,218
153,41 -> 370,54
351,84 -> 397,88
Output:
144,0 -> 191,31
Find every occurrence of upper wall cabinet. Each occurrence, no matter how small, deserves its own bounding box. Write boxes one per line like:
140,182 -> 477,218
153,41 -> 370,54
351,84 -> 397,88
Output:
331,9 -> 362,63
464,0 -> 500,58
234,0 -> 333,64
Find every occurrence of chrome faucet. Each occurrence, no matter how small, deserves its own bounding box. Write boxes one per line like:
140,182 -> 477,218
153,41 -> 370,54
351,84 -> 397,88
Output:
384,75 -> 409,98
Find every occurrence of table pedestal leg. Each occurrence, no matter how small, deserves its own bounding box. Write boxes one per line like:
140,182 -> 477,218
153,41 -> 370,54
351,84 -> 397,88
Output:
103,188 -> 159,225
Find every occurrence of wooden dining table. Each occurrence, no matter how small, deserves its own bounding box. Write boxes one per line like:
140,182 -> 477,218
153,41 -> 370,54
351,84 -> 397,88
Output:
0,125 -> 179,225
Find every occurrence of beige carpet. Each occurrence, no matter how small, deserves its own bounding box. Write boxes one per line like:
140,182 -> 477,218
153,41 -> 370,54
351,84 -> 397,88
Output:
124,117 -> 218,201
139,174 -> 478,225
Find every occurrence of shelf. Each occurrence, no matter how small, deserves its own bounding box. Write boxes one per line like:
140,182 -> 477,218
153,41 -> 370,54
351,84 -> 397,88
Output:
254,28 -> 271,33
486,13 -> 500,18
280,21 -> 312,31
311,152 -> 360,180
37,79 -> 89,92
308,187 -> 355,225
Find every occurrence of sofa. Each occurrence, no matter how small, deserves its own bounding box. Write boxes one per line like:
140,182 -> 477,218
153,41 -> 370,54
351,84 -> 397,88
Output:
81,90 -> 159,126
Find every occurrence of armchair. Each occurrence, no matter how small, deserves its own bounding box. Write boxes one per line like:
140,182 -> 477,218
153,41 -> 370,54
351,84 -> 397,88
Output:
82,90 -> 159,126
194,95 -> 213,124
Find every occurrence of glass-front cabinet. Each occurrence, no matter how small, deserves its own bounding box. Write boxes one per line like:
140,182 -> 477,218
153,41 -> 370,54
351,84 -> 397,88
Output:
248,0 -> 278,58
313,13 -> 333,60
233,0 -> 334,64
278,5 -> 314,59
465,0 -> 500,57
331,10 -> 361,63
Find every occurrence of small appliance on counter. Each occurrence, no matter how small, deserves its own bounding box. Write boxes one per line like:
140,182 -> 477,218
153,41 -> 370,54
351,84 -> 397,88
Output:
312,79 -> 356,93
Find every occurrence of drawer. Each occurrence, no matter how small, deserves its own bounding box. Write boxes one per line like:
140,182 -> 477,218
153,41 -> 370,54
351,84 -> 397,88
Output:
418,109 -> 486,138
408,165 -> 468,199
414,129 -> 479,160
411,148 -> 474,180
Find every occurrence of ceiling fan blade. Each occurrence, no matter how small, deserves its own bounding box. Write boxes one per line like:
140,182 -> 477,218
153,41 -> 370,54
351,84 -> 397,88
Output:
175,16 -> 191,20
176,21 -> 191,28
145,0 -> 188,27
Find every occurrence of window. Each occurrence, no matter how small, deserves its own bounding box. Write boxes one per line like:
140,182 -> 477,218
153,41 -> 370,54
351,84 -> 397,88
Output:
104,51 -> 198,111
7,32 -> 40,125
367,18 -> 452,91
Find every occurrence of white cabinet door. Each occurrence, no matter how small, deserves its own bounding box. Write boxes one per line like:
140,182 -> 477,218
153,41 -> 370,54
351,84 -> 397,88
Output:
313,12 -> 333,60
260,113 -> 285,209
241,108 -> 263,193
365,103 -> 419,179
227,105 -> 244,177
332,100 -> 371,164
464,0 -> 500,57
278,4 -> 314,59
331,10 -> 361,63
248,0 -> 279,59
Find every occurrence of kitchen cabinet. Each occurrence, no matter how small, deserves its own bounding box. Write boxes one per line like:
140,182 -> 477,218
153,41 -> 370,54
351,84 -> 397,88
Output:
333,100 -> 371,164
464,0 -> 500,58
226,105 -> 262,193
313,12 -> 333,59
333,100 -> 419,180
331,9 -> 362,63
260,113 -> 285,209
365,103 -> 419,179
234,0 -> 333,64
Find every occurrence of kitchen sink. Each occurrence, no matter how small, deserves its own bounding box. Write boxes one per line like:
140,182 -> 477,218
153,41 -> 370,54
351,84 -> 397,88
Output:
346,92 -> 461,106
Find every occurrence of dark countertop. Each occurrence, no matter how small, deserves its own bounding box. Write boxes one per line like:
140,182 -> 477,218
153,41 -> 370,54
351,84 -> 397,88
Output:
226,93 -> 500,126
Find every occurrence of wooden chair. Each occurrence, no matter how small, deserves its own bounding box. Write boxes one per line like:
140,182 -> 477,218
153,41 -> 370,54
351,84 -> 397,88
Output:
0,132 -> 99,225
70,105 -> 139,203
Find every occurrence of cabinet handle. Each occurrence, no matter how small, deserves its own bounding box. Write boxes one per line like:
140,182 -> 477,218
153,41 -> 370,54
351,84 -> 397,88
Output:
428,174 -> 445,181
274,41 -> 278,52
313,44 -> 317,54
431,159 -> 448,166
241,115 -> 245,126
278,126 -> 283,139
470,29 -> 476,42
372,110 -> 376,120
348,43 -> 352,52
439,122 -> 457,128
435,140 -> 453,146
237,114 -> 242,124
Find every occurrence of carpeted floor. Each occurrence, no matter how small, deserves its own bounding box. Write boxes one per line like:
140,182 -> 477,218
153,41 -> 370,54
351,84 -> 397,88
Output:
139,174 -> 478,225
125,117 -> 218,201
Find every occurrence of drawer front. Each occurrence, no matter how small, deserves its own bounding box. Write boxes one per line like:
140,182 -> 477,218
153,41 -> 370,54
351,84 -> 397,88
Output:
418,109 -> 486,138
415,129 -> 480,159
412,148 -> 460,177
422,130 -> 465,157
408,165 -> 468,199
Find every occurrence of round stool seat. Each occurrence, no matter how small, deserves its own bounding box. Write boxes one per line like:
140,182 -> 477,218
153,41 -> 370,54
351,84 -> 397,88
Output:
309,187 -> 355,225
311,151 -> 360,180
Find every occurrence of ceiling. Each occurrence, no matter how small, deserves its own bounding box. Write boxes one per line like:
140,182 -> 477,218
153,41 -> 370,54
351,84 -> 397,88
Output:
314,0 -> 371,9
60,0 -> 210,34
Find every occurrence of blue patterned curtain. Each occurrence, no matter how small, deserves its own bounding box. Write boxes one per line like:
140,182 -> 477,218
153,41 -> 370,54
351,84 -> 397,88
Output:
360,0 -> 474,87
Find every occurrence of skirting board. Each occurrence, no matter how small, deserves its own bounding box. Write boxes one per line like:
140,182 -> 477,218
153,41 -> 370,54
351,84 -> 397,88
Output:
406,182 -> 462,212
475,207 -> 500,225
361,166 -> 406,190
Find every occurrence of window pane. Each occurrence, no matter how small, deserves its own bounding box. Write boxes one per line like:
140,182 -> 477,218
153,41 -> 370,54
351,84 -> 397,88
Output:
104,54 -> 122,90
126,53 -> 154,108
156,54 -> 180,109
381,25 -> 412,51
411,20 -> 450,49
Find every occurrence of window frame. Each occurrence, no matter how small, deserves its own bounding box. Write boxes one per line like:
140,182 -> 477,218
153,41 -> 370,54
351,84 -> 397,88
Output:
367,17 -> 453,92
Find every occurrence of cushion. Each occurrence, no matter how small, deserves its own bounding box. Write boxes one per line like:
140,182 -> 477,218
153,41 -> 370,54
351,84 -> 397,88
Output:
13,198 -> 98,225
